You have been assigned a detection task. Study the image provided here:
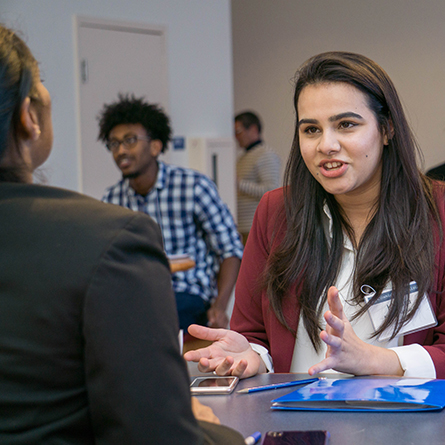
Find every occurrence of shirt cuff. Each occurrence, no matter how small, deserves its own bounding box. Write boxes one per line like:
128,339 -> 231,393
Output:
250,343 -> 274,373
389,344 -> 436,378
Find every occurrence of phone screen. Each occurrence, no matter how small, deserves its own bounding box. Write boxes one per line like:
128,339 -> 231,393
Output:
263,430 -> 330,445
190,376 -> 239,394
196,377 -> 236,387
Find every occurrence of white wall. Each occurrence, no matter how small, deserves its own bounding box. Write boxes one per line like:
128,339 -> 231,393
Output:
232,0 -> 445,173
1,0 -> 233,190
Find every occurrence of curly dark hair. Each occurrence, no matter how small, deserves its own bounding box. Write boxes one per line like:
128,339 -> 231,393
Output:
97,94 -> 172,152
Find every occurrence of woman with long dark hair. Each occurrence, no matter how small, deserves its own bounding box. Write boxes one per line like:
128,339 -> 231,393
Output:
185,51 -> 445,379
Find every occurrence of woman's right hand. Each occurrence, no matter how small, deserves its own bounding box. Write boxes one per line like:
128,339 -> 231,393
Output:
183,324 -> 266,379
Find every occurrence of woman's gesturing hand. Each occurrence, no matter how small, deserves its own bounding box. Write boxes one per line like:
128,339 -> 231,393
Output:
308,286 -> 403,376
183,324 -> 266,379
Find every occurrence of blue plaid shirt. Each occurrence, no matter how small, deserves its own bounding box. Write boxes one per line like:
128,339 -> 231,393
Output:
102,161 -> 243,302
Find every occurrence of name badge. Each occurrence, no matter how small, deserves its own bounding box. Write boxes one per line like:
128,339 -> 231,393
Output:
362,282 -> 437,342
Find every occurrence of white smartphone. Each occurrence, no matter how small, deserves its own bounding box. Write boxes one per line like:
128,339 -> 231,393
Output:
190,376 -> 239,395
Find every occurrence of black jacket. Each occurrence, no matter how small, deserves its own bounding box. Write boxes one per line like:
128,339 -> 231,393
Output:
0,183 -> 243,444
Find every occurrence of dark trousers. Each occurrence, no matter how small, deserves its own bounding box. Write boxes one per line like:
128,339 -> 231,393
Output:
175,291 -> 209,331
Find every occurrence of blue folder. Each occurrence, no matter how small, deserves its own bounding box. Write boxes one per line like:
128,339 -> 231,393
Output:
271,377 -> 445,412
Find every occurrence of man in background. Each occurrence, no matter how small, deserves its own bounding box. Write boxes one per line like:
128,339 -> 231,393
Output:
98,94 -> 243,330
235,111 -> 281,244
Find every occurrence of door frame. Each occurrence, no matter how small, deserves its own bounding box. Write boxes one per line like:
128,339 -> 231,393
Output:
74,15 -> 169,193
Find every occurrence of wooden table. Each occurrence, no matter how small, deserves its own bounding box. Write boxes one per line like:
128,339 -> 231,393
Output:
169,256 -> 195,273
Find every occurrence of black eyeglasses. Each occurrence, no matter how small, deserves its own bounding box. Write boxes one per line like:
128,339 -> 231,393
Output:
106,135 -> 150,152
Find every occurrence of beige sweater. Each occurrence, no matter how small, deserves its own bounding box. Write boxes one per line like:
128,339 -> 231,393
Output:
236,142 -> 281,232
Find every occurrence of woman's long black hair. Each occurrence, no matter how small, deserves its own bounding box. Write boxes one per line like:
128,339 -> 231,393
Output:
265,52 -> 440,350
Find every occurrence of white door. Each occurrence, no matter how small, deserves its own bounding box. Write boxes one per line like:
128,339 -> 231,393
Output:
76,17 -> 169,200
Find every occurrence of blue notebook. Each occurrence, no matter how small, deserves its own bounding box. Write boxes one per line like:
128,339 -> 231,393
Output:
271,377 -> 445,412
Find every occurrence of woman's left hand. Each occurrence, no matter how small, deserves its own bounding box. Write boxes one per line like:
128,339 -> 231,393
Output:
308,286 -> 403,376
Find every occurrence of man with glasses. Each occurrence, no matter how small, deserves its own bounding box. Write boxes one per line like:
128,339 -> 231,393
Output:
98,94 -> 243,330
234,111 -> 281,245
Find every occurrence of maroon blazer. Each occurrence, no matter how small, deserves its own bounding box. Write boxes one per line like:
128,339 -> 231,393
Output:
231,184 -> 445,378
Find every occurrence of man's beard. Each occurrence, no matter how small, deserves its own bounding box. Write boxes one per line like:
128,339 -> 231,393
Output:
122,171 -> 141,179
